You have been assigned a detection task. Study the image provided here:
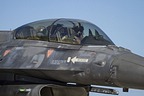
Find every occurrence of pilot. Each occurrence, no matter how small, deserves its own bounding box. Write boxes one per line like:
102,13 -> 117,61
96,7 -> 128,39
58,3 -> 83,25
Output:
36,26 -> 48,41
72,22 -> 84,44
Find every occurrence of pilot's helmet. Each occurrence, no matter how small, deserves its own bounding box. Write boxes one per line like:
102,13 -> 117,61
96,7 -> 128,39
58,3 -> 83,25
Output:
74,22 -> 84,38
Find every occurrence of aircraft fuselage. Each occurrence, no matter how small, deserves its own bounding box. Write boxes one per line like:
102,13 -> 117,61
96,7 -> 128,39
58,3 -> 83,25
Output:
0,18 -> 144,96
1,39 -> 144,90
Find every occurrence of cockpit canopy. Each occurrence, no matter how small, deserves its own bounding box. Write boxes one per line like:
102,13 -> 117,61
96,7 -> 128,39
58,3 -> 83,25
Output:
14,18 -> 114,45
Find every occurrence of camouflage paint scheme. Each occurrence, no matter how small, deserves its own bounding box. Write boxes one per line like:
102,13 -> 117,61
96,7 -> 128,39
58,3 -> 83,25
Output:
0,19 -> 144,96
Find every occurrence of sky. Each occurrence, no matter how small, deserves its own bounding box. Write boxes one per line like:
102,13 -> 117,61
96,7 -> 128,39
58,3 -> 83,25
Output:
0,0 -> 144,96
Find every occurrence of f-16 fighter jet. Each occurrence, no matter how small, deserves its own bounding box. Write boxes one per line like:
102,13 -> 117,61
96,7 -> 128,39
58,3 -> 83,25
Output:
0,18 -> 144,96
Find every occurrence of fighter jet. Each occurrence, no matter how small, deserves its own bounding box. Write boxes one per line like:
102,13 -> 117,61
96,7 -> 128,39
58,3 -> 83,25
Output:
0,18 -> 144,96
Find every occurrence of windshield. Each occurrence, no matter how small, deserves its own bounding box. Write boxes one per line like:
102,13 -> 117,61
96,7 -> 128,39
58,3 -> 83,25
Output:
14,18 -> 114,45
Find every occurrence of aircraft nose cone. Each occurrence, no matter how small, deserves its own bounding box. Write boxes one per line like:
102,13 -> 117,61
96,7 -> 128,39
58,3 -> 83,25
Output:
111,52 -> 144,89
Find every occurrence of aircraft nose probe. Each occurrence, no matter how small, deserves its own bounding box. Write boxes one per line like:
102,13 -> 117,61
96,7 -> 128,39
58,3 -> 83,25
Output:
111,52 -> 144,90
